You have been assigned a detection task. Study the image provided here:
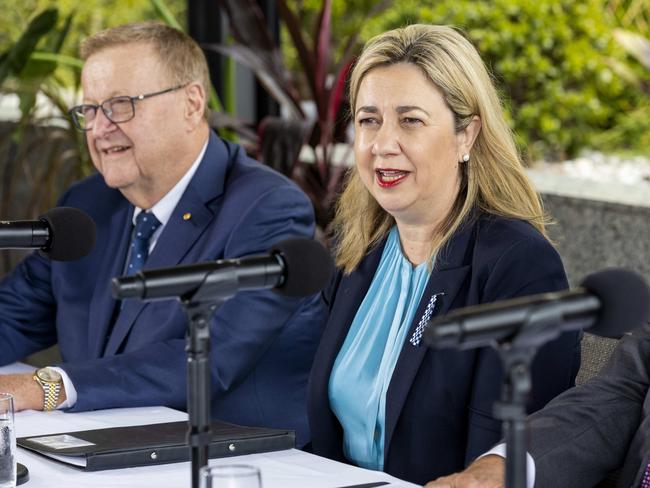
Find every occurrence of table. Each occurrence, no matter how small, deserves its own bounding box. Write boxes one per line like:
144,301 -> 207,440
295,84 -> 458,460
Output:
7,365 -> 419,488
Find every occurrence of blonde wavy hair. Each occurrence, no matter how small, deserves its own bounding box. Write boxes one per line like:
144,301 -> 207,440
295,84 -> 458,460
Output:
81,22 -> 211,116
332,24 -> 549,274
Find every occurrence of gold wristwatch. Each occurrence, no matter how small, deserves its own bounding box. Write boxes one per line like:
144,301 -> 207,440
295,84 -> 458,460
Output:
33,367 -> 62,411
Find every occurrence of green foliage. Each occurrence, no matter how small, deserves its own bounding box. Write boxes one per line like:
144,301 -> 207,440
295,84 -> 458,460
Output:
0,9 -> 58,85
607,0 -> 650,35
0,1 -> 187,272
281,0 -> 390,94
0,8 -> 89,222
591,100 -> 650,152
359,0 -> 648,159
0,0 -> 187,57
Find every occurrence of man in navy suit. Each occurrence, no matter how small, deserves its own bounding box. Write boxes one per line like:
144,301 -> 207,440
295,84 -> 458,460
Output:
0,22 -> 321,445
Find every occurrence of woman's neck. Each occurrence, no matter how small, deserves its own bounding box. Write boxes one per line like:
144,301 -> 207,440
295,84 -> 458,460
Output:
394,220 -> 440,266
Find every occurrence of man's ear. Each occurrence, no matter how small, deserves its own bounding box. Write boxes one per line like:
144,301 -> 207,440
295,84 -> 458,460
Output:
456,115 -> 481,159
184,82 -> 206,130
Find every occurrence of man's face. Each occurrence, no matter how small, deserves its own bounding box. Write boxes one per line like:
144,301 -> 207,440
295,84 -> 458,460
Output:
81,42 -> 190,206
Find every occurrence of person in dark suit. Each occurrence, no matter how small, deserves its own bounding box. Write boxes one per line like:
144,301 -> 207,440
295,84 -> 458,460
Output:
0,22 -> 320,446
307,24 -> 581,484
428,322 -> 650,488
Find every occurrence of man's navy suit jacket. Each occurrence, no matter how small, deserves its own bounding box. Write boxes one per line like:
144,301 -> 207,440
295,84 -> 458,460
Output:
0,132 -> 322,446
308,214 -> 582,484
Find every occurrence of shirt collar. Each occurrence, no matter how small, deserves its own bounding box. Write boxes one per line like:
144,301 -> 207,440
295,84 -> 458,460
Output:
132,138 -> 208,226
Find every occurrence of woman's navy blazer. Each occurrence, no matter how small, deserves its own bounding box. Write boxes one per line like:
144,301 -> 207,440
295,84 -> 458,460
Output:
308,213 -> 581,485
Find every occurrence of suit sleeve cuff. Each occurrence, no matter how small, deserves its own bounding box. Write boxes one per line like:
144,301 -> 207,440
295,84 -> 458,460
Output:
49,366 -> 77,409
480,443 -> 536,488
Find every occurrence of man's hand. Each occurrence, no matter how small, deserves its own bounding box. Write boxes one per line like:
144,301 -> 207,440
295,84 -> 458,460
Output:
424,455 -> 505,488
0,373 -> 66,411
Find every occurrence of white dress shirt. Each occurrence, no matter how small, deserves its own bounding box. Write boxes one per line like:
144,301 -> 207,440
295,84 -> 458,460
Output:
482,443 -> 536,488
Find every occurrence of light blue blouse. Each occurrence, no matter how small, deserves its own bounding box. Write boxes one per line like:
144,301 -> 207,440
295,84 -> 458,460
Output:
328,226 -> 431,470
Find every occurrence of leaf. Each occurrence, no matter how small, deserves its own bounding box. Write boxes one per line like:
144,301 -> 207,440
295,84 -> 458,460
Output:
19,92 -> 37,116
336,0 -> 392,66
0,9 -> 59,85
204,43 -> 303,119
30,52 -> 84,69
313,0 -> 332,120
328,58 -> 353,125
613,28 -> 650,71
17,12 -> 80,97
214,0 -> 302,117
45,10 -> 74,54
150,0 -> 183,30
215,0 -> 278,54
18,58 -> 58,79
277,0 -> 316,100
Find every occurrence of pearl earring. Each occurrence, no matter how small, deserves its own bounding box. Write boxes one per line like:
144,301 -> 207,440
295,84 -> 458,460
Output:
461,154 -> 470,163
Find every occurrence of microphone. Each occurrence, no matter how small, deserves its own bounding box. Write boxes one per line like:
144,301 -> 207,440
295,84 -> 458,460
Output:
0,207 -> 96,261
424,268 -> 650,350
112,237 -> 334,301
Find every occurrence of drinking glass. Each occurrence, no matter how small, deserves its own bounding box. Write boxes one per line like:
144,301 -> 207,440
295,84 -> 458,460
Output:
199,464 -> 262,488
0,394 -> 15,488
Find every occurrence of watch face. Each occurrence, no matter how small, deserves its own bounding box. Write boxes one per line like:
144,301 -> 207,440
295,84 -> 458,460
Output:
37,368 -> 62,383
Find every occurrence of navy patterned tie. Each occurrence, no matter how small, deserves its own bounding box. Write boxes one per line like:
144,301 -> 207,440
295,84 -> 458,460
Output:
125,211 -> 161,275
106,211 -> 161,343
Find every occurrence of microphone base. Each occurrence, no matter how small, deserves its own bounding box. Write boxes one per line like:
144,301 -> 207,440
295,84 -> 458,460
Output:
18,463 -> 29,485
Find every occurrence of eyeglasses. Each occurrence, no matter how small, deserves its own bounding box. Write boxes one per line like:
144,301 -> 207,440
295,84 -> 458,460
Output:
68,84 -> 186,131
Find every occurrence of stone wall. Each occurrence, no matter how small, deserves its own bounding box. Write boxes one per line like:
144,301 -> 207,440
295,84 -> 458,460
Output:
542,193 -> 650,286
528,167 -> 650,287
533,172 -> 650,390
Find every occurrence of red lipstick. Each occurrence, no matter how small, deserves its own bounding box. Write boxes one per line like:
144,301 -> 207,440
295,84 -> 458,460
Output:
375,169 -> 410,188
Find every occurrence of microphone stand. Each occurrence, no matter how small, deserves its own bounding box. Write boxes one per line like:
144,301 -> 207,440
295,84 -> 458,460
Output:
492,306 -> 564,488
179,268 -> 239,488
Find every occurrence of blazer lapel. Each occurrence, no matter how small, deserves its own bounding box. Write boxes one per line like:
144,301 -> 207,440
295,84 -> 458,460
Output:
88,199 -> 133,358
145,132 -> 229,272
384,220 -> 476,455
104,133 -> 229,356
316,242 -> 387,388
309,241 -> 386,459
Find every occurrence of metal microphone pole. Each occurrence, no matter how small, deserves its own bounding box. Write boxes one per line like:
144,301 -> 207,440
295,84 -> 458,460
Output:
179,268 -> 239,488
492,305 -> 564,488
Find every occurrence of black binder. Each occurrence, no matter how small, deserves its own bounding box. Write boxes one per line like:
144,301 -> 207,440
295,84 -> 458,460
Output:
17,420 -> 294,471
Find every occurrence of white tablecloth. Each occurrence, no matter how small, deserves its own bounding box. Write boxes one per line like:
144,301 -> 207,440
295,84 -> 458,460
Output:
5,364 -> 420,488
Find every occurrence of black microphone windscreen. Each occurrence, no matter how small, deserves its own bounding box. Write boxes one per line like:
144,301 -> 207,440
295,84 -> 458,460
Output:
271,238 -> 334,297
39,207 -> 96,261
581,268 -> 650,339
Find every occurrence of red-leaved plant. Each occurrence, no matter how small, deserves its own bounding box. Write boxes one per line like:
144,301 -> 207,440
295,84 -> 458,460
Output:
207,0 -> 390,230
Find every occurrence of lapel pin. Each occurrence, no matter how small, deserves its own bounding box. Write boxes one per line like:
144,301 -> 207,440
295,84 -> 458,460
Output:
410,292 -> 445,347
182,212 -> 192,221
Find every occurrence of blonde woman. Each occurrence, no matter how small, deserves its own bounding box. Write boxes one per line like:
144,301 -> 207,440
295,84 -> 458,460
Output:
307,24 -> 580,485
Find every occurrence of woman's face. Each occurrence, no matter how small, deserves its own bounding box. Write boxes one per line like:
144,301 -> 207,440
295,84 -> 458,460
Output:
354,62 -> 471,227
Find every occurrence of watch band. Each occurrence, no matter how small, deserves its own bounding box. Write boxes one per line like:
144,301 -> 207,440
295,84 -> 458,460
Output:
42,381 -> 61,411
33,369 -> 62,411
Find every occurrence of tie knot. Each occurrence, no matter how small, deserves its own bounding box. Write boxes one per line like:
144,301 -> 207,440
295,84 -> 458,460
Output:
134,211 -> 161,241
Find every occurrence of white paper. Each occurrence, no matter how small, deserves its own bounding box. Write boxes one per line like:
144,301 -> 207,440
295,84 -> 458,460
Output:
27,434 -> 96,450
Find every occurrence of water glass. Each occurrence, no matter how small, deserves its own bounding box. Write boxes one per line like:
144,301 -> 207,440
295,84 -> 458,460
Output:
0,394 -> 15,488
199,464 -> 262,488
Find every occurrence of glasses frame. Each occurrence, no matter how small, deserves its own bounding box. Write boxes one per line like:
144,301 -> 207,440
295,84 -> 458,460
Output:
68,84 -> 187,132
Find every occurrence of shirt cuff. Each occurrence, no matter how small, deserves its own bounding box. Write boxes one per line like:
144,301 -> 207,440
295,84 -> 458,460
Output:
481,443 -> 536,488
49,366 -> 77,409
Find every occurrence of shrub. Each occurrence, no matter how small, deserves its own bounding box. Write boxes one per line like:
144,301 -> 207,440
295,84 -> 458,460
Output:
363,0 -> 649,160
